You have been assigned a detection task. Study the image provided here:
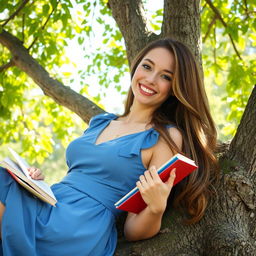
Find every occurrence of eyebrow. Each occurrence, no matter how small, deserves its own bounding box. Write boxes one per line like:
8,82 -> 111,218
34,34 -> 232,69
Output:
144,58 -> 174,74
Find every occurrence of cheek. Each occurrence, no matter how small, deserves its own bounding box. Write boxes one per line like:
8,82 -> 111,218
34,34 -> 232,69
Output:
132,67 -> 144,80
160,82 -> 172,97
131,68 -> 143,88
131,76 -> 138,96
131,77 -> 136,92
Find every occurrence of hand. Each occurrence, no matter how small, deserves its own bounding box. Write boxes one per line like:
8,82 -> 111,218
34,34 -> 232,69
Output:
136,166 -> 176,214
28,167 -> 45,180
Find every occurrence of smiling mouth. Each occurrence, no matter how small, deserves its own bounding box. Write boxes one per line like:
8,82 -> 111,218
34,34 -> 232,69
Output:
139,84 -> 156,96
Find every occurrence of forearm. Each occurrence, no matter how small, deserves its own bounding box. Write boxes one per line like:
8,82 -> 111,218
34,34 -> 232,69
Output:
123,155 -> 177,241
124,206 -> 165,241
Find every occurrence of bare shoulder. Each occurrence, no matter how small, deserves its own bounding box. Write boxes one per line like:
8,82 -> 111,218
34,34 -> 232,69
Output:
155,126 -> 183,154
167,126 -> 183,150
149,126 -> 183,169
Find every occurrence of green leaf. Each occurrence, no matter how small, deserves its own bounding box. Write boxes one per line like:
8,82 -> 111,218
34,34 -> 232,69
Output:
78,36 -> 84,45
43,4 -> 50,16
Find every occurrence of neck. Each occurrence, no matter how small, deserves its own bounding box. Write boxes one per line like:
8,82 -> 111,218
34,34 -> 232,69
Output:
123,102 -> 155,124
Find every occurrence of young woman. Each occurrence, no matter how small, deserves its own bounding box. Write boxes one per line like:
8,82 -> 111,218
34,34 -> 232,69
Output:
0,38 -> 218,255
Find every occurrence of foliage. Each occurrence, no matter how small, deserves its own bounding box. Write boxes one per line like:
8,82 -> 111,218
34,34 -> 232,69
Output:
75,0 -> 129,102
201,0 -> 256,140
0,0 -> 85,161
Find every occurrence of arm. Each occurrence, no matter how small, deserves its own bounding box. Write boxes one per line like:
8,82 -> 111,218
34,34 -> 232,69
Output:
124,127 -> 183,241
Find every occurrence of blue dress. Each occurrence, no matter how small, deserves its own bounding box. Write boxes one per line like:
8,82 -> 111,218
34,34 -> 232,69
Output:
0,113 -> 160,256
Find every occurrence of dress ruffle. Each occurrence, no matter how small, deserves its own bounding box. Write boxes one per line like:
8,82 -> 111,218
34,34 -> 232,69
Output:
118,129 -> 159,158
88,113 -> 117,130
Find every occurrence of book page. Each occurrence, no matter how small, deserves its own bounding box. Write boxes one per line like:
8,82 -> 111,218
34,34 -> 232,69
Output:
1,157 -> 27,179
31,179 -> 56,199
8,147 -> 30,178
177,153 -> 196,165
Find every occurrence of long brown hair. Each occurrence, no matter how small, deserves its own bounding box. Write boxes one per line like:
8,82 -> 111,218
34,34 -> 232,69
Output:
122,38 -> 219,224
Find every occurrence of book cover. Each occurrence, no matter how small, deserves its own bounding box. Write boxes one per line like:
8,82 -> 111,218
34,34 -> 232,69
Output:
115,153 -> 197,214
0,148 -> 57,206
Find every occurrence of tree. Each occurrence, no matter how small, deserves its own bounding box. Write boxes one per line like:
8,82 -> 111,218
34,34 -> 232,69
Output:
0,0 -> 255,255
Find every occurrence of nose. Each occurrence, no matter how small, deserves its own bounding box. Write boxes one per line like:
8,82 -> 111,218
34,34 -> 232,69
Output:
146,72 -> 157,84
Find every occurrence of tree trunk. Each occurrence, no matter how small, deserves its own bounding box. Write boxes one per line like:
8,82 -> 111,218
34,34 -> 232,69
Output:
108,0 -> 201,65
228,85 -> 256,174
162,0 -> 202,64
108,0 -> 157,66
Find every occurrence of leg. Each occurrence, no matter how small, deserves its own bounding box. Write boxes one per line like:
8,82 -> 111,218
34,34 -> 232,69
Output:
0,202 -> 5,239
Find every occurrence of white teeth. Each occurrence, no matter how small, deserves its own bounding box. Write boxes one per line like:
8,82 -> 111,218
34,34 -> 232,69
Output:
140,85 -> 155,94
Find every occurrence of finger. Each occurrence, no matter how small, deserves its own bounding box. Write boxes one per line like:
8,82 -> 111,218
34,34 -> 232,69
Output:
37,173 -> 45,180
149,166 -> 162,182
166,168 -> 176,187
28,167 -> 36,175
139,175 -> 148,188
36,169 -> 44,179
34,169 -> 41,177
29,166 -> 39,173
28,167 -> 34,172
31,168 -> 43,179
136,181 -> 144,193
30,169 -> 38,178
144,170 -> 154,185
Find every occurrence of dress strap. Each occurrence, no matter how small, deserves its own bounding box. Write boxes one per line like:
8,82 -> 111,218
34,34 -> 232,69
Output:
84,113 -> 117,133
118,124 -> 176,158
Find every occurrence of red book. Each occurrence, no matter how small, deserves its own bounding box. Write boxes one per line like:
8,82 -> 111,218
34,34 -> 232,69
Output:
115,153 -> 197,214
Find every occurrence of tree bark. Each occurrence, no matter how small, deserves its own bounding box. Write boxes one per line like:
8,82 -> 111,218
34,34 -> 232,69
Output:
228,85 -> 256,175
108,0 -> 158,66
162,0 -> 202,64
109,0 -> 202,66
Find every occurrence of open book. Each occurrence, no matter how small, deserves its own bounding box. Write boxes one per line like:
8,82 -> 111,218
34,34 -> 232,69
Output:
0,147 -> 57,206
115,153 -> 197,213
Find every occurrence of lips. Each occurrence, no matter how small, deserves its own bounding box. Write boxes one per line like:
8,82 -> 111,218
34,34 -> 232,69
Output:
138,83 -> 156,96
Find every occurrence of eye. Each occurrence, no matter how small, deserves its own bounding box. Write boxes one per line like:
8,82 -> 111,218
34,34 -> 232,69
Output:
161,74 -> 172,81
142,64 -> 151,70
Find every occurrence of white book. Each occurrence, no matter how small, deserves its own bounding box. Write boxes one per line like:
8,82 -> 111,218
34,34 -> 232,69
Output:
0,148 -> 57,206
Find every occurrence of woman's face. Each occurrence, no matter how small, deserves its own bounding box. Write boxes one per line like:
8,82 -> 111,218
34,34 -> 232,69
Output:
131,47 -> 175,110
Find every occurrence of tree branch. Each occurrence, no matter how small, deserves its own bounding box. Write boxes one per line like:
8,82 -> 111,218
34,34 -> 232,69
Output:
0,29 -> 103,123
108,0 -> 157,66
205,0 -> 243,60
203,14 -> 217,43
1,0 -> 29,27
213,25 -> 217,64
0,59 -> 14,72
22,13 -> 25,42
